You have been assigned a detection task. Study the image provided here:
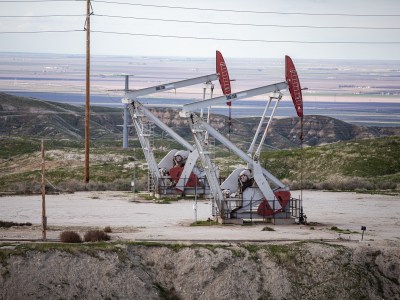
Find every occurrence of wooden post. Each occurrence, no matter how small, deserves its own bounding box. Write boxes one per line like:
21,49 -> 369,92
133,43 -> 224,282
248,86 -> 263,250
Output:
41,139 -> 47,241
84,0 -> 91,183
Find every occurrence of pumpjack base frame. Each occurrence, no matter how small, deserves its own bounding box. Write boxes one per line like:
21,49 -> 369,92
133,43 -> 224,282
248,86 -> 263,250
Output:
218,217 -> 296,225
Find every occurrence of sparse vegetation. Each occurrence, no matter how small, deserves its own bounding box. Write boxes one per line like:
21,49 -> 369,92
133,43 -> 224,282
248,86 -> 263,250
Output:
262,136 -> 400,193
59,231 -> 82,243
84,230 -> 111,242
154,282 -> 181,300
0,220 -> 32,228
261,226 -> 275,231
154,197 -> 181,204
1,240 -> 398,299
1,94 -> 399,196
104,226 -> 112,233
190,219 -> 219,226
330,226 -> 358,234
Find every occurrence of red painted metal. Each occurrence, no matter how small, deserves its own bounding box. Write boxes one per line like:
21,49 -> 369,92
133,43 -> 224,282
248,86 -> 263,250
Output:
169,166 -> 199,192
169,166 -> 183,183
216,50 -> 232,105
257,190 -> 291,217
285,55 -> 303,118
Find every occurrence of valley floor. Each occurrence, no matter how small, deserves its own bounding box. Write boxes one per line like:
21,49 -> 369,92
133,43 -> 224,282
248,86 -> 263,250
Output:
1,190 -> 399,245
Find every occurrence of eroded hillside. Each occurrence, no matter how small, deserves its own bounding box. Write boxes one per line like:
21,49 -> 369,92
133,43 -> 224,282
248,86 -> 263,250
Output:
1,241 -> 399,299
1,93 -> 399,148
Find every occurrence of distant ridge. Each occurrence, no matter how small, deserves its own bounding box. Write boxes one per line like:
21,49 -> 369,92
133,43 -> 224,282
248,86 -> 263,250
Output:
1,92 -> 399,148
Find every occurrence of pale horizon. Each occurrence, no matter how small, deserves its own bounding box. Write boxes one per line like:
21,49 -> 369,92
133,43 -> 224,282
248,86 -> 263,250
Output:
1,0 -> 400,61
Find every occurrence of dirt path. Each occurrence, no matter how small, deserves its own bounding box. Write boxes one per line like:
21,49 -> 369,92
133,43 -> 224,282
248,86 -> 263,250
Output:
1,190 -> 399,244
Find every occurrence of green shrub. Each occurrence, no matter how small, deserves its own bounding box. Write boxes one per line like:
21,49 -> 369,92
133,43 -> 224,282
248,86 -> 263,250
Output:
190,219 -> 219,226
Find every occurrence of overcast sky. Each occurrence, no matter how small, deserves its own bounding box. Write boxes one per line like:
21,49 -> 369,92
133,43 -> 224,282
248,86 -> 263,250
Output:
1,0 -> 400,60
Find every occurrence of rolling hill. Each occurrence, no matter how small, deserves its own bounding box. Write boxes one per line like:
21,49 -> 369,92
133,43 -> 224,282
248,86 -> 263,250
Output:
1,92 -> 399,149
1,92 -> 399,194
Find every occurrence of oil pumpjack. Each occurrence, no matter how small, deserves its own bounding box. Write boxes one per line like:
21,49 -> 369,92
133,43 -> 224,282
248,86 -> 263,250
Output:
179,55 -> 304,224
122,51 -> 232,197
124,52 -> 304,224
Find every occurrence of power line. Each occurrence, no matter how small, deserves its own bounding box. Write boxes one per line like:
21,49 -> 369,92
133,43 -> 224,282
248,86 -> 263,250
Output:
2,28 -> 396,44
3,13 -> 398,30
93,14 -> 400,30
1,12 -> 398,30
91,30 -> 400,44
0,0 -> 81,2
0,29 -> 83,34
92,1 -> 400,17
0,14 -> 84,18
3,0 -> 399,18
1,28 -> 398,44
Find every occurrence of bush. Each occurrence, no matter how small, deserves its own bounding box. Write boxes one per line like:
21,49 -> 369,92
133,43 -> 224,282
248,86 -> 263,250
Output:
314,175 -> 374,191
287,179 -> 316,190
58,179 -> 131,192
60,231 -> 82,243
104,226 -> 112,233
262,226 -> 275,231
57,180 -> 86,193
375,180 -> 397,190
0,220 -> 32,228
84,230 -> 111,242
7,181 -> 41,194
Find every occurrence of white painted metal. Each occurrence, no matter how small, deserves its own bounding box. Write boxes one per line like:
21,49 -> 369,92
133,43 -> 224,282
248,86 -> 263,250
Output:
253,162 -> 281,209
254,94 -> 282,161
175,149 -> 200,191
180,81 -> 288,116
125,73 -> 220,195
123,104 -> 129,148
242,188 -> 264,209
205,83 -> 214,144
158,149 -> 178,170
247,97 -> 272,156
122,75 -> 130,148
191,115 -> 286,189
197,115 -> 255,164
182,111 -> 287,216
220,167 -> 245,194
128,104 -> 160,189
125,74 -> 219,99
188,115 -> 225,217
139,105 -> 194,151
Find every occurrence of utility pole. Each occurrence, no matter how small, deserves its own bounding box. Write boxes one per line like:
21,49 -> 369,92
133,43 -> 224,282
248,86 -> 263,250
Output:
84,0 -> 91,183
123,75 -> 129,148
41,140 -> 47,241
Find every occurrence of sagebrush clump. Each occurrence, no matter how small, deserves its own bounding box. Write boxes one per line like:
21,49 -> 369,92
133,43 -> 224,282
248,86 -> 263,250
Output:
60,231 -> 82,243
84,230 -> 111,242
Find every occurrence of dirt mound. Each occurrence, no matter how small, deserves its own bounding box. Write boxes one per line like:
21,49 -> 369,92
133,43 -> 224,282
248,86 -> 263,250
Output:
1,242 -> 399,299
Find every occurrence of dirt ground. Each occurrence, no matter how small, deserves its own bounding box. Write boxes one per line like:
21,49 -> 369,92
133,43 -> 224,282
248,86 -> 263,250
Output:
1,190 -> 399,245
